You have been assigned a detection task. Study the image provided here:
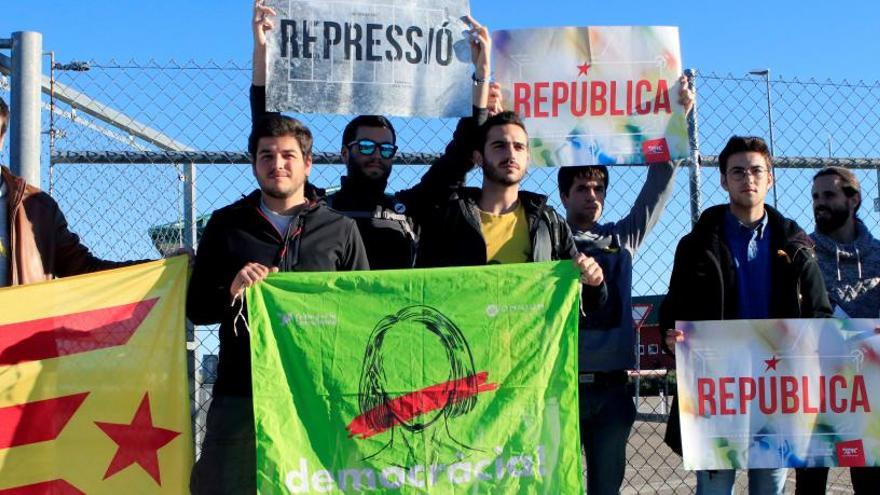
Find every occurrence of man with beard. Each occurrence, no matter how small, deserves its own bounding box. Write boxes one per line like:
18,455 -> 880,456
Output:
660,136 -> 831,495
250,0 -> 501,269
186,114 -> 369,494
414,110 -> 607,310
795,166 -> 880,494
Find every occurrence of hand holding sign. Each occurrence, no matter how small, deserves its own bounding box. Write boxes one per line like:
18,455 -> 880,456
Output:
253,0 -> 276,49
488,82 -> 504,116
677,75 -> 694,114
664,328 -> 684,355
463,15 -> 491,81
252,0 -> 276,86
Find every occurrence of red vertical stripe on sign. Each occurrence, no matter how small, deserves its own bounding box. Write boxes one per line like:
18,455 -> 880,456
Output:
0,298 -> 158,365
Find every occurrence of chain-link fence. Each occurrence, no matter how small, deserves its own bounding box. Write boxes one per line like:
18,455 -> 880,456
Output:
2,60 -> 878,493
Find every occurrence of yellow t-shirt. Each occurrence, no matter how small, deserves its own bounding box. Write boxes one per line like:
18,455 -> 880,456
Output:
478,204 -> 531,264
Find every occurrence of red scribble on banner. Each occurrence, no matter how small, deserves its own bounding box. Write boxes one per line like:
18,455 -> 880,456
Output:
0,299 -> 158,365
347,372 -> 498,440
0,393 -> 89,449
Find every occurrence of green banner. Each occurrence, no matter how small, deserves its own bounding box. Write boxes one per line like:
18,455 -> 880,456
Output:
247,261 -> 583,494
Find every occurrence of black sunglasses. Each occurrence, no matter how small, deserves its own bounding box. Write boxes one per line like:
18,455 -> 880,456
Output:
347,139 -> 398,159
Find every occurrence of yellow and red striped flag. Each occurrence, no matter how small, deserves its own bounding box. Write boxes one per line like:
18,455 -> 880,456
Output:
0,256 -> 192,493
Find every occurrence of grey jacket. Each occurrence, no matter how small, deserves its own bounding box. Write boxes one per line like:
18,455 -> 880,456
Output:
810,219 -> 880,318
570,162 -> 676,371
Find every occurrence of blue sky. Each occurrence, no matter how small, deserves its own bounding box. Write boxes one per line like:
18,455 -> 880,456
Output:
2,0 -> 880,81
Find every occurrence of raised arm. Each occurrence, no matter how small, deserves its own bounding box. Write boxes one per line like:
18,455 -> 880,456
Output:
252,0 -> 275,87
396,16 -> 496,212
250,0 -> 279,129
616,77 -> 694,251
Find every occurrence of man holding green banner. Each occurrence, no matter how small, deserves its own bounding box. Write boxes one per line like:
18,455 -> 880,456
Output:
187,113 -> 369,493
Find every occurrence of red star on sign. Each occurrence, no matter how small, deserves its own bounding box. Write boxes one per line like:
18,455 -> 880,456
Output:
577,62 -> 591,76
764,355 -> 781,372
95,393 -> 180,485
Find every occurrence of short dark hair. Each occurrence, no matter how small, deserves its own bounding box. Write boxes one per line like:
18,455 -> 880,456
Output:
814,165 -> 861,213
342,115 -> 396,147
0,97 -> 8,139
476,111 -> 528,152
557,166 -> 609,197
717,136 -> 772,174
248,114 -> 313,162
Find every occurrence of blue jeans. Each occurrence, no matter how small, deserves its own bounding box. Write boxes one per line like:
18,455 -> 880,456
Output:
578,376 -> 636,495
695,468 -> 787,495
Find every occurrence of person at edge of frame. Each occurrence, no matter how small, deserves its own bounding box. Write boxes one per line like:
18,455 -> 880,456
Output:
0,96 -> 163,289
556,77 -> 694,495
250,0 -> 504,269
660,135 -> 832,495
794,165 -> 880,494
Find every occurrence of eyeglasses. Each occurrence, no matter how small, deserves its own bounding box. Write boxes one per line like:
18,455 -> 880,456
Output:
346,139 -> 398,159
727,167 -> 769,181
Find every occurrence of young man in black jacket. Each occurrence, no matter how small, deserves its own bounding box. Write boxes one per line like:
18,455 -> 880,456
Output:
250,0 -> 500,269
660,136 -> 832,494
413,110 -> 607,306
186,114 -> 369,494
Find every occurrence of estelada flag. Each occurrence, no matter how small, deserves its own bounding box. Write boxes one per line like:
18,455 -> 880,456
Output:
0,256 -> 192,493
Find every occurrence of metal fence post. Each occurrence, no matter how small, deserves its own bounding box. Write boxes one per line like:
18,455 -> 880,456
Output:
749,69 -> 778,207
9,31 -> 42,187
183,161 -> 196,250
182,161 -> 198,458
685,68 -> 702,227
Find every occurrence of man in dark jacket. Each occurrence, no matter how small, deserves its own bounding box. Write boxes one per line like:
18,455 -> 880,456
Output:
250,0 -> 500,269
660,136 -> 831,494
186,114 -> 369,494
0,97 -> 135,287
795,166 -> 880,494
412,110 -> 607,307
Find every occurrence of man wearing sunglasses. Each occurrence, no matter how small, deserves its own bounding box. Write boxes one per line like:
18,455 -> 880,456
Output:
326,115 -> 416,269
251,1 -> 499,269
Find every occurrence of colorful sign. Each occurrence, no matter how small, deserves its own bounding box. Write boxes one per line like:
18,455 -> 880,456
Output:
0,257 -> 193,493
675,318 -> 880,470
265,0 -> 473,117
247,261 -> 583,493
492,26 -> 689,166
